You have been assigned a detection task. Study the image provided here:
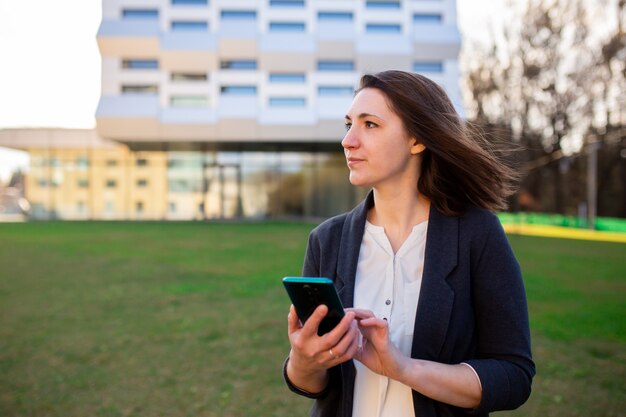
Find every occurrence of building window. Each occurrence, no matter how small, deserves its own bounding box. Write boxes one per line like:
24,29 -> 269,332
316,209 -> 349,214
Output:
221,10 -> 256,20
169,179 -> 197,193
122,9 -> 159,19
172,0 -> 208,5
122,85 -> 158,94
366,1 -> 401,8
76,155 -> 89,169
318,11 -> 353,21
104,201 -> 114,214
413,61 -> 444,73
77,201 -> 86,214
136,202 -> 144,214
318,86 -> 354,96
413,13 -> 443,24
122,59 -> 158,70
137,179 -> 148,188
171,21 -> 208,31
38,178 -> 48,188
269,73 -> 306,83
170,96 -> 209,107
220,86 -> 257,95
106,180 -> 117,188
106,159 -> 118,167
78,178 -> 89,188
136,158 -> 148,167
269,22 -> 306,32
171,73 -> 207,82
220,60 -> 257,70
269,97 -> 306,107
318,60 -> 354,71
169,202 -> 177,213
366,23 -> 401,33
269,0 -> 305,6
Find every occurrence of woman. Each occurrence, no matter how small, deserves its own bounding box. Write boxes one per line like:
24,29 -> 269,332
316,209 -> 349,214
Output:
283,70 -> 535,417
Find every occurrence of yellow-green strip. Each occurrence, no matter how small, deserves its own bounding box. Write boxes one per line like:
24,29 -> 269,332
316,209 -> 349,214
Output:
502,223 -> 626,243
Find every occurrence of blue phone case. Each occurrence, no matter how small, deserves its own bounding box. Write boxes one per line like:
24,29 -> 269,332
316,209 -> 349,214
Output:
282,277 -> 345,335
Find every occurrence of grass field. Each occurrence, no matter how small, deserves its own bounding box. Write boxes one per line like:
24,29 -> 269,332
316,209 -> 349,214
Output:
0,222 -> 624,417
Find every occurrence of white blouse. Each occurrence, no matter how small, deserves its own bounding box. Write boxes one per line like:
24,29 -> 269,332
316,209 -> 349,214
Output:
352,220 -> 428,417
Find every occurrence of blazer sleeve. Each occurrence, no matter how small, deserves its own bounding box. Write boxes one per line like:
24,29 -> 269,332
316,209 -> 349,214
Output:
284,227 -> 344,403
302,228 -> 321,277
464,214 -> 535,414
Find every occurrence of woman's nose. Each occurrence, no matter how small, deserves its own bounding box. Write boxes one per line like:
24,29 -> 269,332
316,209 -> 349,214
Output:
341,129 -> 357,149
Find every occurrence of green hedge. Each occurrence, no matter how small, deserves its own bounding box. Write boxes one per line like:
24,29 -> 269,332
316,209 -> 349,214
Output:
497,212 -> 626,233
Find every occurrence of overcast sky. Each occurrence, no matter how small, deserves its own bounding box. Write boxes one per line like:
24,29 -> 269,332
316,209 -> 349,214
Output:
0,0 -> 510,182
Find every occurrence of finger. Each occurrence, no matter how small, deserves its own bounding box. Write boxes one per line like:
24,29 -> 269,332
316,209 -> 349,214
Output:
332,326 -> 361,356
323,310 -> 356,346
287,305 -> 302,334
344,330 -> 360,359
346,308 -> 376,320
357,317 -> 388,329
332,324 -> 360,359
300,304 -> 328,338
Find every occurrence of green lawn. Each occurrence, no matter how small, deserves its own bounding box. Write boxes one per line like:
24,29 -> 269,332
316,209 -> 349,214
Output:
0,222 -> 624,417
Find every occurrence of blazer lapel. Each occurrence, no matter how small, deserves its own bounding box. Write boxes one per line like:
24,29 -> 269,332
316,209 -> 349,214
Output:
335,191 -> 372,308
411,205 -> 458,360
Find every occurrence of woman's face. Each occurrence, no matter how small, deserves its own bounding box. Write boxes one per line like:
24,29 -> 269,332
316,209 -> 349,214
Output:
342,87 -> 424,189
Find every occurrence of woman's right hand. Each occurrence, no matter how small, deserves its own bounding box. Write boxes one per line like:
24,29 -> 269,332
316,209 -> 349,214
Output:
286,304 -> 359,394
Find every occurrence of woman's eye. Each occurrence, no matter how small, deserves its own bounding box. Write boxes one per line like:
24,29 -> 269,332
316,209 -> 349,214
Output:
365,121 -> 377,128
344,122 -> 352,130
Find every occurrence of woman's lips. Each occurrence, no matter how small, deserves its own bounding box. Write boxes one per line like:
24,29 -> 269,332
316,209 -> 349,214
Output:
346,157 -> 364,167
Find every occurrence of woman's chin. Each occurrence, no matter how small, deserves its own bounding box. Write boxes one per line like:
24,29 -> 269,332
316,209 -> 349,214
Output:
348,175 -> 370,188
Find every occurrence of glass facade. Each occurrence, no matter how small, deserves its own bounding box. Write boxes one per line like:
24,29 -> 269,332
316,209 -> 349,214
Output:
413,61 -> 444,73
122,9 -> 159,19
165,150 -> 364,220
318,11 -> 353,21
122,59 -> 158,69
269,73 -> 306,83
269,22 -> 306,32
25,148 -> 366,220
171,21 -> 209,31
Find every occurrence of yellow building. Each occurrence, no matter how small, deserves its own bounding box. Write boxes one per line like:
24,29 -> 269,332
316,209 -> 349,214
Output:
0,129 -> 167,220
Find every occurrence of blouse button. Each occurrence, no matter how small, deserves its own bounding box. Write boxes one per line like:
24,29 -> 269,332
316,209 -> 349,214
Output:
385,299 -> 391,305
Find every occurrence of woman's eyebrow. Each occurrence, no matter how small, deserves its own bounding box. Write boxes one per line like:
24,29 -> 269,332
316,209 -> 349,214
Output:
344,112 -> 382,121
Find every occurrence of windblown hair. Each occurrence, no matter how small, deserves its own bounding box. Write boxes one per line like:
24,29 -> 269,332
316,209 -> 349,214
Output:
358,70 -> 518,216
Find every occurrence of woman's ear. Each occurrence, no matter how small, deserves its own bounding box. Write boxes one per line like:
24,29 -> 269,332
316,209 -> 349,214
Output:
410,139 -> 426,155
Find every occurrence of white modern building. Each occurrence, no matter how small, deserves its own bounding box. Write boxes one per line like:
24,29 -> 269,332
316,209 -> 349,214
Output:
97,0 -> 462,150
0,1 -> 462,221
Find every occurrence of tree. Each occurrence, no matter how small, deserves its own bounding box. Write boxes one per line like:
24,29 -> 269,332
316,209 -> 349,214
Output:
464,0 -> 625,217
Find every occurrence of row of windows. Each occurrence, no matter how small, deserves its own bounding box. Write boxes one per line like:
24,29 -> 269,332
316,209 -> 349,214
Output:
122,60 -> 444,74
122,85 -> 355,95
36,179 -> 150,188
122,59 -> 358,71
122,9 -> 441,22
123,15 -> 443,31
47,201 -> 210,216
118,91 -> 347,107
170,0 -> 310,6
153,1 -> 437,9
32,158 -> 150,168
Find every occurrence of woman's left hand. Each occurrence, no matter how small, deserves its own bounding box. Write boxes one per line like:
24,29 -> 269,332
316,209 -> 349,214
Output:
348,308 -> 408,379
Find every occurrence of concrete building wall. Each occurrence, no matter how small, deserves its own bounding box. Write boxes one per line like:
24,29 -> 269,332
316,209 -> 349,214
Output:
96,0 -> 462,149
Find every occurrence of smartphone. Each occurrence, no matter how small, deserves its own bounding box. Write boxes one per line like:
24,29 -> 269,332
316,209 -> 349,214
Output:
282,277 -> 345,336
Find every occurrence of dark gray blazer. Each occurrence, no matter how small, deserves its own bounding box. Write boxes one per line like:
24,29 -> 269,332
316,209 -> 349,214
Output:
285,192 -> 535,417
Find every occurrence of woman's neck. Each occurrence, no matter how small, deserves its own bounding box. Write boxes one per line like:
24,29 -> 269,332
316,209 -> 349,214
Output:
368,187 -> 430,253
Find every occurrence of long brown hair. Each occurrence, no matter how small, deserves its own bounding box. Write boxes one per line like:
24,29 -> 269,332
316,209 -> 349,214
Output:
357,70 -> 518,215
